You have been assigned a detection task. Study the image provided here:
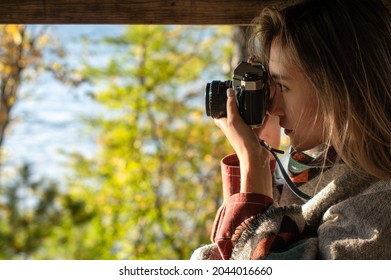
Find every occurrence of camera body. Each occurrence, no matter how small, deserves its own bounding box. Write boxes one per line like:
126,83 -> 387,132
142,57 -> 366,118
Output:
205,61 -> 269,128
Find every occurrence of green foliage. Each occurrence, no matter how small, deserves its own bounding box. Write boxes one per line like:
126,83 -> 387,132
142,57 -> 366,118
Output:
0,25 -> 234,260
0,163 -> 94,259
63,25 -> 234,259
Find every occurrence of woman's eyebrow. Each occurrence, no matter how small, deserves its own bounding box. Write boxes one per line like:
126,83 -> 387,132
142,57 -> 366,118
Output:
269,71 -> 290,81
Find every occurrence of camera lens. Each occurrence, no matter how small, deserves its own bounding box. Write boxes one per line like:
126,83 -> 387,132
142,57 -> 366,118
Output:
205,80 -> 231,119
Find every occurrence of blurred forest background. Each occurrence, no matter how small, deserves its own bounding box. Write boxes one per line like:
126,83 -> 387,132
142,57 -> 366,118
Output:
0,24 -> 244,259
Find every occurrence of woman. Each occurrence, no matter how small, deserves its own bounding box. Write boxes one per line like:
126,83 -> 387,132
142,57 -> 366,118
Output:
192,0 -> 391,259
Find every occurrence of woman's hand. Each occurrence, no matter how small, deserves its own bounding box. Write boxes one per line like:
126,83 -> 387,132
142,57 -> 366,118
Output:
214,88 -> 280,198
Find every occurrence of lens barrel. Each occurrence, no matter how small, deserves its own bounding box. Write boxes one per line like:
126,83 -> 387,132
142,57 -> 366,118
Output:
205,80 -> 232,119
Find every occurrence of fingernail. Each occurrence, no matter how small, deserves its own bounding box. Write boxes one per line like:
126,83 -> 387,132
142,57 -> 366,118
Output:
227,89 -> 235,97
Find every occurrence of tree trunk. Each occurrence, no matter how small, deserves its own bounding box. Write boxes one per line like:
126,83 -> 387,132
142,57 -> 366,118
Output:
231,25 -> 251,67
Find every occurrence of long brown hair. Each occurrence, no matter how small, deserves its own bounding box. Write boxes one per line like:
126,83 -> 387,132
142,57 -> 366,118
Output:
249,0 -> 391,179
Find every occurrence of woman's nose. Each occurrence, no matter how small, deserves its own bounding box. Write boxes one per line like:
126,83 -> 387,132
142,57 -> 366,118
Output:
268,90 -> 284,117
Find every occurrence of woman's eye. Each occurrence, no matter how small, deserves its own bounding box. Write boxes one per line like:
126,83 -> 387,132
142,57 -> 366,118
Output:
268,80 -> 288,96
278,83 -> 288,92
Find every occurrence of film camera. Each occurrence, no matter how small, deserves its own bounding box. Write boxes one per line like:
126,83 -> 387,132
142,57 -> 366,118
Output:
205,61 -> 269,128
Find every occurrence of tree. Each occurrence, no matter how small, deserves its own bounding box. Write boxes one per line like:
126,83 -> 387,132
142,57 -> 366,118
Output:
61,25 -> 234,259
232,26 -> 251,65
0,25 -> 41,151
0,25 -> 89,259
0,163 -> 94,259
0,25 -> 84,168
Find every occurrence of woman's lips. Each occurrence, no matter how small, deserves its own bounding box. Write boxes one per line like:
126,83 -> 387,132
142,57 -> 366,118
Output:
284,129 -> 293,136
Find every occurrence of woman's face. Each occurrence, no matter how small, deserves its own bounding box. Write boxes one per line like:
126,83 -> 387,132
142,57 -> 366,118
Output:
268,39 -> 325,151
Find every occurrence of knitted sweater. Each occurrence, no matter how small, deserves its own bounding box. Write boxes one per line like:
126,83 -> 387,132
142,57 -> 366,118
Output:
191,163 -> 391,259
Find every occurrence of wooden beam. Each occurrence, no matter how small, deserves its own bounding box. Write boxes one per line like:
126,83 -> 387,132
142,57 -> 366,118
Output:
3,0 -> 390,25
0,0 -> 283,24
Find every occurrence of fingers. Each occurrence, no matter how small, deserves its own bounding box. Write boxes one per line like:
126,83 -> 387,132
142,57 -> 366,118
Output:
218,88 -> 275,155
214,88 -> 242,132
215,89 -> 239,134
226,88 -> 240,124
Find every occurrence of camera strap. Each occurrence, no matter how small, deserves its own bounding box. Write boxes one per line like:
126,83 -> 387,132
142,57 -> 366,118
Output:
259,140 -> 312,202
